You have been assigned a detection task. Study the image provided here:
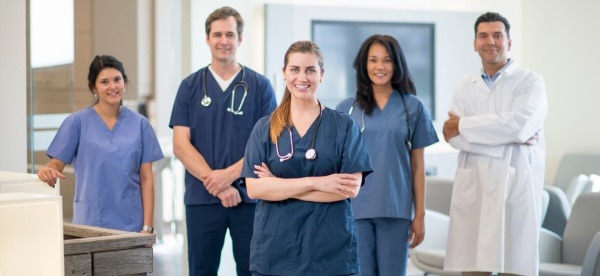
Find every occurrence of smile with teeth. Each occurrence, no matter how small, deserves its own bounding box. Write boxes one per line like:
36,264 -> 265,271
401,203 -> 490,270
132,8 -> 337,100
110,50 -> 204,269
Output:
295,84 -> 309,92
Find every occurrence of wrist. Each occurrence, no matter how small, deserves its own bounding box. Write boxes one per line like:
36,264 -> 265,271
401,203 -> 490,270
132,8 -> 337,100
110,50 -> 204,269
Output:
142,225 -> 154,233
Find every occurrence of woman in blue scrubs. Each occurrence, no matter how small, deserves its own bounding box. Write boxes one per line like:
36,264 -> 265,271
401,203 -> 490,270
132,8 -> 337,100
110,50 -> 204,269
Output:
241,41 -> 373,275
37,55 -> 164,233
336,35 -> 438,275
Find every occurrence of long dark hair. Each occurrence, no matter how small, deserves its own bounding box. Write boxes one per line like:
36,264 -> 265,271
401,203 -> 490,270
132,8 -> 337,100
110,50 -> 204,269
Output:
353,34 -> 415,115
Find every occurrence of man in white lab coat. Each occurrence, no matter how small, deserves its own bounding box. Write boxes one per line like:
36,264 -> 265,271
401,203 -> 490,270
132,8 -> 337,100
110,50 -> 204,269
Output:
442,12 -> 548,276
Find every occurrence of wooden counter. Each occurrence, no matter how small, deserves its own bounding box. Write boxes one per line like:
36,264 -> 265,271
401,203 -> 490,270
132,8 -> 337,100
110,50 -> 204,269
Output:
63,223 -> 156,275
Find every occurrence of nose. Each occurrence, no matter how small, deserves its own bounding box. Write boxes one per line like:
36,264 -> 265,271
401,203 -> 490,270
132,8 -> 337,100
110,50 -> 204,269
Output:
299,71 -> 307,81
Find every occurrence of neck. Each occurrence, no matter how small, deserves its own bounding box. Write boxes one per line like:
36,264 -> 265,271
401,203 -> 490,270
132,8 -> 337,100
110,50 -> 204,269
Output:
290,98 -> 321,120
483,60 -> 508,76
94,102 -> 121,118
209,60 -> 240,79
372,85 -> 394,107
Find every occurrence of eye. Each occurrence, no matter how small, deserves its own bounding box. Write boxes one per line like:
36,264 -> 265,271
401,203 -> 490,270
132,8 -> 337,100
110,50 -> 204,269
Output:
307,68 -> 316,74
290,68 -> 299,73
227,33 -> 235,38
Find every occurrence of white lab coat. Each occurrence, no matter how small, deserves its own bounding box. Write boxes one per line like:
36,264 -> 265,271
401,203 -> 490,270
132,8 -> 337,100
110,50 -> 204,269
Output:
443,61 -> 547,276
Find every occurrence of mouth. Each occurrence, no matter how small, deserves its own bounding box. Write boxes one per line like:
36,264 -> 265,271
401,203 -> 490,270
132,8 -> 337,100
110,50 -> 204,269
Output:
107,90 -> 120,97
294,84 -> 309,92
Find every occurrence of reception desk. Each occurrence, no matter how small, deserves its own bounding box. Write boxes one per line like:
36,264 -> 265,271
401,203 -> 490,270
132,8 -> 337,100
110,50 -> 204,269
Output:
0,171 -> 156,275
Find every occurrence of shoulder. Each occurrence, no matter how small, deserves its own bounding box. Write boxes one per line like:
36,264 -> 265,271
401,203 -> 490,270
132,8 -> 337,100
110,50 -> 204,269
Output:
335,97 -> 356,113
324,107 -> 353,125
180,68 -> 204,87
244,66 -> 269,82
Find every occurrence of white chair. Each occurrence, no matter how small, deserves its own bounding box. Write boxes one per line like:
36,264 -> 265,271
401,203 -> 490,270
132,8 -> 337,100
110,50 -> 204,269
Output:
539,192 -> 600,276
551,154 -> 600,192
581,231 -> 600,276
542,185 -> 572,237
424,177 -> 454,216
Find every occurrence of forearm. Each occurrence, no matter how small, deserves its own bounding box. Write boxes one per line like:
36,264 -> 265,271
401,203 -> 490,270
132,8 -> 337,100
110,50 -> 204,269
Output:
140,163 -> 154,228
448,136 -> 505,158
246,176 -> 316,201
173,127 -> 212,180
411,149 -> 426,219
224,159 -> 244,183
46,158 -> 66,172
293,191 -> 347,203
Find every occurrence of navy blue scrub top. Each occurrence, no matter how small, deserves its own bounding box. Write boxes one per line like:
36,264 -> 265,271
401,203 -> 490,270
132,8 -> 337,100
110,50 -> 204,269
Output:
170,66 -> 277,205
241,107 -> 373,275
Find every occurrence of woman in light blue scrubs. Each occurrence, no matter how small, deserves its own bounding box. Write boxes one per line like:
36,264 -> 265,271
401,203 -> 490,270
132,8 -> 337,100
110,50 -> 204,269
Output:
336,35 -> 438,275
37,55 -> 164,233
241,41 -> 373,275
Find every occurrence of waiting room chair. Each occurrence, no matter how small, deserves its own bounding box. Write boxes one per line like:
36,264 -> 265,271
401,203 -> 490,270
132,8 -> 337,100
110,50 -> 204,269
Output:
424,177 -> 454,216
551,153 -> 600,192
543,185 -> 572,237
539,192 -> 600,276
581,231 -> 600,276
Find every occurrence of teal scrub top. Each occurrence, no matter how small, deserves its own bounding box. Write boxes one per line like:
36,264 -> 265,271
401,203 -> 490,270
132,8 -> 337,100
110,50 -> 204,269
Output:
336,92 -> 438,220
241,108 -> 373,275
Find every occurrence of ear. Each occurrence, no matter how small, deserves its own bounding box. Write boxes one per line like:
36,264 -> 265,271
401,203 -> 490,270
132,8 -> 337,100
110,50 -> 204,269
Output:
238,34 -> 243,46
507,37 -> 512,51
473,39 -> 477,52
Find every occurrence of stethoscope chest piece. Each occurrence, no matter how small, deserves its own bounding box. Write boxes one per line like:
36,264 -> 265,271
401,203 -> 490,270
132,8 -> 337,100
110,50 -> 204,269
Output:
305,148 -> 317,160
201,95 -> 212,107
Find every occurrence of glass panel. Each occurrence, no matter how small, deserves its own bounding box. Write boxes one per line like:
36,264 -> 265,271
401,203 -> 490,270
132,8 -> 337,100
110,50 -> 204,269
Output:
28,0 -> 74,173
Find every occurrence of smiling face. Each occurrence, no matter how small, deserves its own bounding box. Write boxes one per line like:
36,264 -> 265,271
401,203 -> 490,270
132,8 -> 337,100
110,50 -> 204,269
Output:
367,42 -> 394,89
474,21 -> 511,70
93,68 -> 125,106
206,16 -> 242,64
282,52 -> 324,102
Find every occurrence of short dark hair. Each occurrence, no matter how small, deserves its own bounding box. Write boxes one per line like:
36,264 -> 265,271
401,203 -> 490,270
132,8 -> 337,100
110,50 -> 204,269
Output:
205,6 -> 244,36
475,12 -> 511,38
353,34 -> 416,115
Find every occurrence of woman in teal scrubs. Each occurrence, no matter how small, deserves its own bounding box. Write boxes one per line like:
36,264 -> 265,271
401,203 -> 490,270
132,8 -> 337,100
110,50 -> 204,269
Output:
336,35 -> 438,275
241,41 -> 372,275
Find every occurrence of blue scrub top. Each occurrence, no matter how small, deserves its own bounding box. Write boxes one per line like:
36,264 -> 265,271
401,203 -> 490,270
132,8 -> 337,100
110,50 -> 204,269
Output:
47,106 -> 164,232
169,66 -> 277,205
336,92 -> 438,220
241,108 -> 373,275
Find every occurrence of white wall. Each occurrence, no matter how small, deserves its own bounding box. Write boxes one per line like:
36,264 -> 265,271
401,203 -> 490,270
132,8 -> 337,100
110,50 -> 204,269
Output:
0,0 -> 27,172
522,0 -> 600,183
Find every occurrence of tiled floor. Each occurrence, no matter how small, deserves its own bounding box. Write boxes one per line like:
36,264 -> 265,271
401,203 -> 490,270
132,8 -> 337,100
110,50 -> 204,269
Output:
150,232 -> 427,276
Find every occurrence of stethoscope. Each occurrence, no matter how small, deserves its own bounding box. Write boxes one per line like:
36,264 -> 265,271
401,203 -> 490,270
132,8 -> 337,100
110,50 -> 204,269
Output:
276,101 -> 323,162
349,93 -> 412,150
200,64 -> 249,116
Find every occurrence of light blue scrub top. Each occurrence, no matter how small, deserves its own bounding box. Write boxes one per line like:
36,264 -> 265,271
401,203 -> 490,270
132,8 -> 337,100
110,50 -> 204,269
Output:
47,106 -> 164,232
336,92 -> 438,220
241,108 -> 373,275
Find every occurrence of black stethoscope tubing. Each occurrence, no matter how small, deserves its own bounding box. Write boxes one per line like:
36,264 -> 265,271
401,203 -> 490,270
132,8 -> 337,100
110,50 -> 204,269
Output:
349,93 -> 412,150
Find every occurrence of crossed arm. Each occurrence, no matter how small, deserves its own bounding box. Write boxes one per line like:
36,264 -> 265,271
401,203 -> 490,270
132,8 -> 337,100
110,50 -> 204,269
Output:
245,162 -> 362,203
